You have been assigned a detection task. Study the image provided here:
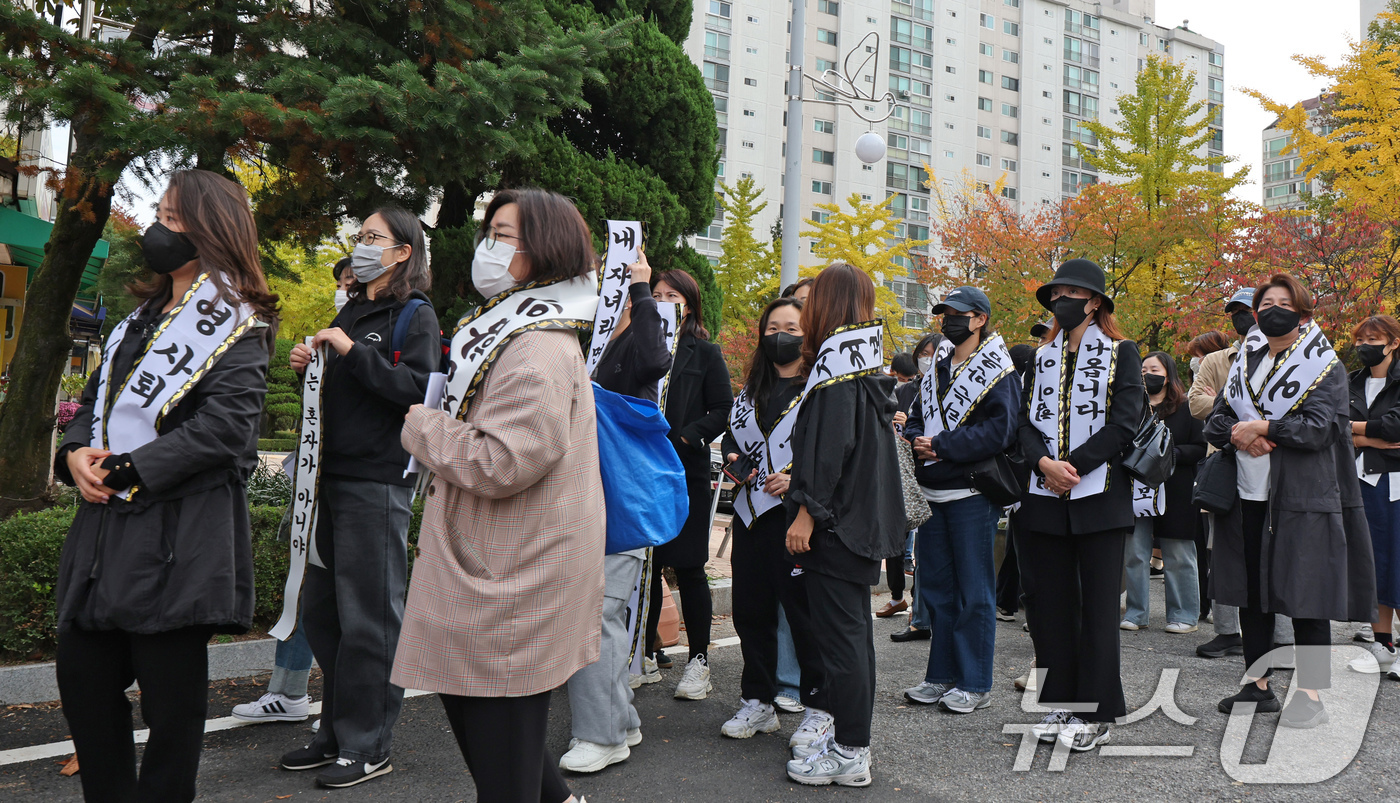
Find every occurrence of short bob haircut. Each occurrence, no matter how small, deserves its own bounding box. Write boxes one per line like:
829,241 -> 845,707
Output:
1353,314 -> 1400,346
479,188 -> 597,285
1252,272 -> 1315,319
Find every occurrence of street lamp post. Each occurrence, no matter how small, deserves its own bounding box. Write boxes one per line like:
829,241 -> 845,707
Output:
778,26 -> 898,290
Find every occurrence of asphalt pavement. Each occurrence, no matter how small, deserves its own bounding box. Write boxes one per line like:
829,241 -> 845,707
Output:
6,580 -> 1400,802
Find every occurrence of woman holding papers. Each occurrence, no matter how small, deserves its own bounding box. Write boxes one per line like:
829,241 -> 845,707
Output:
53,169 -> 278,803
278,205 -> 438,788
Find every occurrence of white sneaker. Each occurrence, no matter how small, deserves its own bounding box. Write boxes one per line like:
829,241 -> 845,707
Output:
774,694 -> 805,714
1031,709 -> 1073,743
232,692 -> 310,723
789,706 -> 835,749
1165,621 -> 1199,634
721,698 -> 781,739
674,655 -> 712,700
1119,620 -> 1140,631
558,740 -> 630,773
1355,623 -> 1377,643
629,656 -> 661,689
626,727 -> 642,747
1349,640 -> 1399,674
1059,721 -> 1111,752
786,742 -> 872,787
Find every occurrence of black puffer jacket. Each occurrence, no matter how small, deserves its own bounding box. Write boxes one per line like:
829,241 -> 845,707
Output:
54,297 -> 271,634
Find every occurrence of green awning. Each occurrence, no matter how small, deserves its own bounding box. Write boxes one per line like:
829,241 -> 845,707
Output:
0,205 -> 109,292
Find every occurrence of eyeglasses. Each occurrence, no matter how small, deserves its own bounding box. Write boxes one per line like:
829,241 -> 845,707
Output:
350,232 -> 405,247
480,228 -> 524,251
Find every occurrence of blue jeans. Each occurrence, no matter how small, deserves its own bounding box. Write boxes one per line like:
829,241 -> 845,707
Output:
917,494 -> 1000,694
904,529 -> 916,561
1123,517 -> 1200,626
269,614 -> 314,698
775,603 -> 802,699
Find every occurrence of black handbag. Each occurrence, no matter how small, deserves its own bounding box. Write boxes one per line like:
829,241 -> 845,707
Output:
969,449 -> 1030,507
1122,394 -> 1176,487
1192,446 -> 1238,515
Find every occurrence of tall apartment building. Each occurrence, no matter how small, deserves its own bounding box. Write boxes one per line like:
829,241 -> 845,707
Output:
1260,95 -> 1330,211
682,0 -> 1225,333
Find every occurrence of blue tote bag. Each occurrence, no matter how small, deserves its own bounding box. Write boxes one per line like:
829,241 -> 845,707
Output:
592,383 -> 689,554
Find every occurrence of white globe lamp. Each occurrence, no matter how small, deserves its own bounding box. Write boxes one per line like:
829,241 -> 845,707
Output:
854,130 -> 886,164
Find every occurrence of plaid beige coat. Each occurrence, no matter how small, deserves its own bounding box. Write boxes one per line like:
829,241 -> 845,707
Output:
392,329 -> 605,697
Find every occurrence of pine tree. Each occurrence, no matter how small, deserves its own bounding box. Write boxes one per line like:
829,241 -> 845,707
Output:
715,176 -> 775,330
800,193 -> 926,352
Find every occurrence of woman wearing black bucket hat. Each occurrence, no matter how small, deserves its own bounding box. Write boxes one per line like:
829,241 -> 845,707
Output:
1016,258 -> 1144,754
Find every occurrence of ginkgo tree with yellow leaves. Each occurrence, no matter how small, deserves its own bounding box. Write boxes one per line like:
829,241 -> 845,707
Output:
801,192 -> 929,352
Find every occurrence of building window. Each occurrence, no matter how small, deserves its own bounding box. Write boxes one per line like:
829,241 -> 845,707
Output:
702,62 -> 729,92
946,66 -> 957,74
1139,32 -> 1149,45
812,180 -> 832,194
1065,36 -> 1082,62
1002,103 -> 1018,118
1001,187 -> 1018,199
1001,158 -> 1017,172
817,0 -> 839,14
704,31 -> 730,60
979,43 -> 994,57
1002,76 -> 1019,91
741,140 -> 754,148
980,13 -> 995,29
1001,130 -> 1018,145
713,96 -> 728,125
886,162 -> 930,191
709,0 -> 730,17
742,109 -> 755,117
1004,21 -> 1019,36
890,46 -> 911,72
944,94 -> 956,101
1005,0 -> 1019,6
947,37 -> 956,45
1208,76 -> 1224,103
812,148 -> 835,165
817,28 -> 838,45
945,122 -> 955,130
1062,170 -> 1097,194
977,153 -> 992,167
1064,65 -> 1099,91
1003,49 -> 1019,63
747,15 -> 758,22
811,210 -> 831,224
743,77 -> 757,86
814,119 -> 834,134
978,97 -> 993,112
977,125 -> 992,139
745,46 -> 758,54
979,69 -> 994,84
945,150 -> 955,158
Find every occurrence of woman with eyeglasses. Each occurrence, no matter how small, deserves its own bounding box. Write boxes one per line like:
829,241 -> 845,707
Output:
278,207 -> 440,788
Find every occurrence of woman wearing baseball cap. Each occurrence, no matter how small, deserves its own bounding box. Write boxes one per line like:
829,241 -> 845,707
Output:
1016,259 -> 1144,753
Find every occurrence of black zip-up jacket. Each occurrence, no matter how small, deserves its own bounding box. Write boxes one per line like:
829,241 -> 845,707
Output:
321,289 -> 440,486
1351,358 -> 1400,476
591,282 -> 672,403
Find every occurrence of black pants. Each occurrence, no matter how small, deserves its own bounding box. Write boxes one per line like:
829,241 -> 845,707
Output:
439,692 -> 571,803
884,556 -> 906,600
1196,511 -> 1211,613
996,512 -> 1023,613
1238,501 -> 1333,688
645,564 -> 712,661
730,509 -> 825,703
56,625 -> 215,803
784,568 -> 876,747
1017,527 -> 1128,723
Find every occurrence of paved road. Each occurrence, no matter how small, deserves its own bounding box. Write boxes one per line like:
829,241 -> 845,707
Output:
6,581 -> 1400,801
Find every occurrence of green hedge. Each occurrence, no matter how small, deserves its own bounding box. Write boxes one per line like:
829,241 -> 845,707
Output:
258,438 -> 296,452
0,500 -> 423,662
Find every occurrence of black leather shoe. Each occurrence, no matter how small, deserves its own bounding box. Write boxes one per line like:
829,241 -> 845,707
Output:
890,627 -> 931,643
1196,633 -> 1244,659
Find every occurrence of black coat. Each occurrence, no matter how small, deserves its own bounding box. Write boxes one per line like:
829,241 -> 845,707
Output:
1350,358 -> 1400,476
591,283 -> 672,403
1205,356 -> 1376,622
1149,401 -> 1206,540
662,334 -> 734,480
904,355 -> 1021,491
54,310 -> 270,634
1017,340 -> 1145,535
321,290 -> 441,487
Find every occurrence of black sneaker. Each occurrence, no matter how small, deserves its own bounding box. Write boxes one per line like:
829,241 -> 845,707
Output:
654,649 -> 674,669
315,756 -> 393,788
1217,684 -> 1280,714
280,745 -> 338,771
996,608 -> 1016,622
1279,695 -> 1329,729
1196,633 -> 1244,658
904,558 -> 915,576
890,627 -> 931,642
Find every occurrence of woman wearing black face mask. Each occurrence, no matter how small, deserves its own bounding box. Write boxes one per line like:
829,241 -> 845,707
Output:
1017,259 -> 1144,753
1121,352 -> 1206,635
1205,273 -> 1374,728
720,298 -> 825,741
1348,315 -> 1400,675
53,170 -> 279,802
900,286 -> 1020,714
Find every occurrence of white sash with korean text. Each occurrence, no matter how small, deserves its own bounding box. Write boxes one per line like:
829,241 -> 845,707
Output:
1225,322 -> 1337,423
919,334 -> 1014,463
585,220 -> 644,374
269,340 -> 326,641
729,320 -> 884,526
656,302 -> 682,408
91,273 -> 258,499
917,336 -> 955,434
441,274 -> 600,418
1132,479 -> 1165,517
1028,323 -> 1119,499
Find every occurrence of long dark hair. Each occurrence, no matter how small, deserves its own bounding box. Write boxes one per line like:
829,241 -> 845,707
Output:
479,188 -> 597,285
350,205 -> 431,303
800,263 -> 875,376
131,169 -> 279,324
744,297 -> 803,411
913,333 -> 943,362
1145,350 -> 1186,417
657,269 -> 710,340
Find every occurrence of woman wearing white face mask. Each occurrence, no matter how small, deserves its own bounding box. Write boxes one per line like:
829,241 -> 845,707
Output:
332,256 -> 354,311
280,206 -> 440,788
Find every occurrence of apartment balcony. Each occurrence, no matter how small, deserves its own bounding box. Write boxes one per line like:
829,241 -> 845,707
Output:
704,45 -> 730,60
705,13 -> 731,31
705,78 -> 729,93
